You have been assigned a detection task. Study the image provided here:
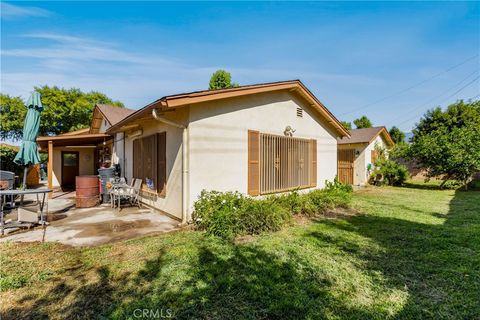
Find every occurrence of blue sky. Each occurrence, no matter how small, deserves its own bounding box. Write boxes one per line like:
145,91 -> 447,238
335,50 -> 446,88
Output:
1,1 -> 479,132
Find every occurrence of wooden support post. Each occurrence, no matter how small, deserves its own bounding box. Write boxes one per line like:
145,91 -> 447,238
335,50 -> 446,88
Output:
48,140 -> 53,198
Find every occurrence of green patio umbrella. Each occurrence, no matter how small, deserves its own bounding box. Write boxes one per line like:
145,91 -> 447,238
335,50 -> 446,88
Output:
14,91 -> 44,189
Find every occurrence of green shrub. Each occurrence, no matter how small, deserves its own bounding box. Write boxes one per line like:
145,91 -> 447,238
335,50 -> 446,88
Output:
373,158 -> 410,186
442,180 -> 463,190
239,197 -> 291,234
324,176 -> 353,193
0,144 -> 23,175
193,182 -> 353,239
192,190 -> 246,239
309,189 -> 352,212
274,191 -> 317,216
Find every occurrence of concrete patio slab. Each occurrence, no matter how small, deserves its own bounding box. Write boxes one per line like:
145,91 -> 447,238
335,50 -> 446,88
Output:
1,196 -> 180,246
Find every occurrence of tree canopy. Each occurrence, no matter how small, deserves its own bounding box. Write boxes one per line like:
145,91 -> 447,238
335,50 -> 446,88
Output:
341,121 -> 352,130
208,70 -> 239,90
389,126 -> 405,144
407,100 -> 480,189
353,116 -> 372,129
0,86 -> 124,140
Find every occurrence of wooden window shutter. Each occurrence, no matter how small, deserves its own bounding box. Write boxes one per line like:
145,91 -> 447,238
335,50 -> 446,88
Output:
248,130 -> 260,196
309,139 -> 317,187
371,150 -> 378,164
157,132 -> 167,197
133,138 -> 143,179
143,134 -> 157,190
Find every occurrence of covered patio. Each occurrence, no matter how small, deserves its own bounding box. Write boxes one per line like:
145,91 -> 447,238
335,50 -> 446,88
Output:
37,129 -> 113,197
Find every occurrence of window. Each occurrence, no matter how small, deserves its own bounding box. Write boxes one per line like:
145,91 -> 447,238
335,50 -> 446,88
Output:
133,132 -> 167,197
296,107 -> 303,117
248,130 -> 316,195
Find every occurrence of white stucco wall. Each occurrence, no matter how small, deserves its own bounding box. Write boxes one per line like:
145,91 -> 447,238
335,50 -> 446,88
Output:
51,147 -> 95,187
187,91 -> 339,218
99,118 -> 110,133
112,132 -> 124,168
343,134 -> 389,186
123,111 -> 186,220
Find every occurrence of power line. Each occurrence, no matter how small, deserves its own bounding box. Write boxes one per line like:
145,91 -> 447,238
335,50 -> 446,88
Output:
339,54 -> 479,116
387,69 -> 479,124
398,74 -> 480,130
467,94 -> 480,101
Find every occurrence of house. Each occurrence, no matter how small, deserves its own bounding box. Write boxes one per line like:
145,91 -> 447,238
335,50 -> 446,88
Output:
105,80 -> 349,223
37,104 -> 135,190
336,126 -> 394,185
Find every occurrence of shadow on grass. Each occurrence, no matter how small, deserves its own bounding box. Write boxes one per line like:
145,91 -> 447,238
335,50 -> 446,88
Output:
3,190 -> 479,319
4,244 -> 379,319
307,190 -> 480,319
402,181 -> 445,190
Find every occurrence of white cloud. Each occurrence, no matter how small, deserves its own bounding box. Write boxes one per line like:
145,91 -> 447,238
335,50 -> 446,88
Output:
1,2 -> 52,19
1,32 -> 384,111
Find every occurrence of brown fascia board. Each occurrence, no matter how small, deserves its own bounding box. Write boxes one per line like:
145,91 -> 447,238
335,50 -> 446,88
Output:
89,106 -> 106,134
107,80 -> 350,137
369,127 -> 395,147
37,133 -> 110,142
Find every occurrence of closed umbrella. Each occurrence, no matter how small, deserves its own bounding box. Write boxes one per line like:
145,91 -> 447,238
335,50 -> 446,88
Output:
14,91 -> 43,189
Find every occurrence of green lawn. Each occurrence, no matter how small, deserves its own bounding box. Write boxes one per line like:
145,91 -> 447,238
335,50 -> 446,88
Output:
1,184 -> 479,319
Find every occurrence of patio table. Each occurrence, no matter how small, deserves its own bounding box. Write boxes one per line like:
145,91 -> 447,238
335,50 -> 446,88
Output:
0,188 -> 52,235
109,183 -> 134,210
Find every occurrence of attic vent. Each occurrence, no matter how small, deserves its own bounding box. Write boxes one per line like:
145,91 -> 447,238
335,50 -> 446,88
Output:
296,107 -> 303,118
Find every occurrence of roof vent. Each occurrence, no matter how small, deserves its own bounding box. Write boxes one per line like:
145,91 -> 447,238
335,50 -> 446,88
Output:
296,107 -> 303,118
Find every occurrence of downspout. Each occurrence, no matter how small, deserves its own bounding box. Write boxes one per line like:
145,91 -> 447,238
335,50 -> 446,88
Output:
152,108 -> 189,225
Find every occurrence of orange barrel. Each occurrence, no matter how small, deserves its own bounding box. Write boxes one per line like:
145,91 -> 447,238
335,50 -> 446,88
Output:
75,175 -> 100,208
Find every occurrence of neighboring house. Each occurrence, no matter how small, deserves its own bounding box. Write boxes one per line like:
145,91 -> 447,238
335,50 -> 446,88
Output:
337,126 -> 394,185
37,104 -> 135,190
105,80 -> 349,223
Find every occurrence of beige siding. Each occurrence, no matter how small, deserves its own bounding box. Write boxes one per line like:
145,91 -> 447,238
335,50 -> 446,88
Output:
339,134 -> 390,186
188,91 -> 339,218
123,110 -> 187,220
51,148 -> 95,187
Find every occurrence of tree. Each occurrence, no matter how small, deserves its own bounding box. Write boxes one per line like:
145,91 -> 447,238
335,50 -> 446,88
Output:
0,94 -> 27,140
0,144 -> 23,175
0,86 -> 124,140
389,126 -> 405,144
353,116 -> 372,129
208,70 -> 239,90
341,121 -> 352,130
407,100 -> 480,189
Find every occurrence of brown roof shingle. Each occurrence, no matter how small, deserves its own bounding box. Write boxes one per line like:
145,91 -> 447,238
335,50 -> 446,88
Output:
337,126 -> 394,146
96,104 -> 136,126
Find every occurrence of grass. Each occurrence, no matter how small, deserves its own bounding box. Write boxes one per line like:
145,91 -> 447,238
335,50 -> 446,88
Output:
1,182 -> 479,319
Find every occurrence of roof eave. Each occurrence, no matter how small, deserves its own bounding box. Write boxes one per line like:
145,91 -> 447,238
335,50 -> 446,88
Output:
107,80 -> 350,138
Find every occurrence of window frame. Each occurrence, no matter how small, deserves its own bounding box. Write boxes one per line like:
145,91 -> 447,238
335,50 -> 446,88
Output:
248,130 -> 317,196
132,132 -> 167,197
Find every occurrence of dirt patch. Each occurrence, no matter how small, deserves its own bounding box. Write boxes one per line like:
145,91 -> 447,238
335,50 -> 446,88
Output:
322,207 -> 361,218
294,214 -> 312,225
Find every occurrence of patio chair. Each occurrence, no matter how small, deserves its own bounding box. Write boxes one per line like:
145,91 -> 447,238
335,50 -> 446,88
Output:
109,178 -> 134,209
111,178 -> 142,211
129,179 -> 143,208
